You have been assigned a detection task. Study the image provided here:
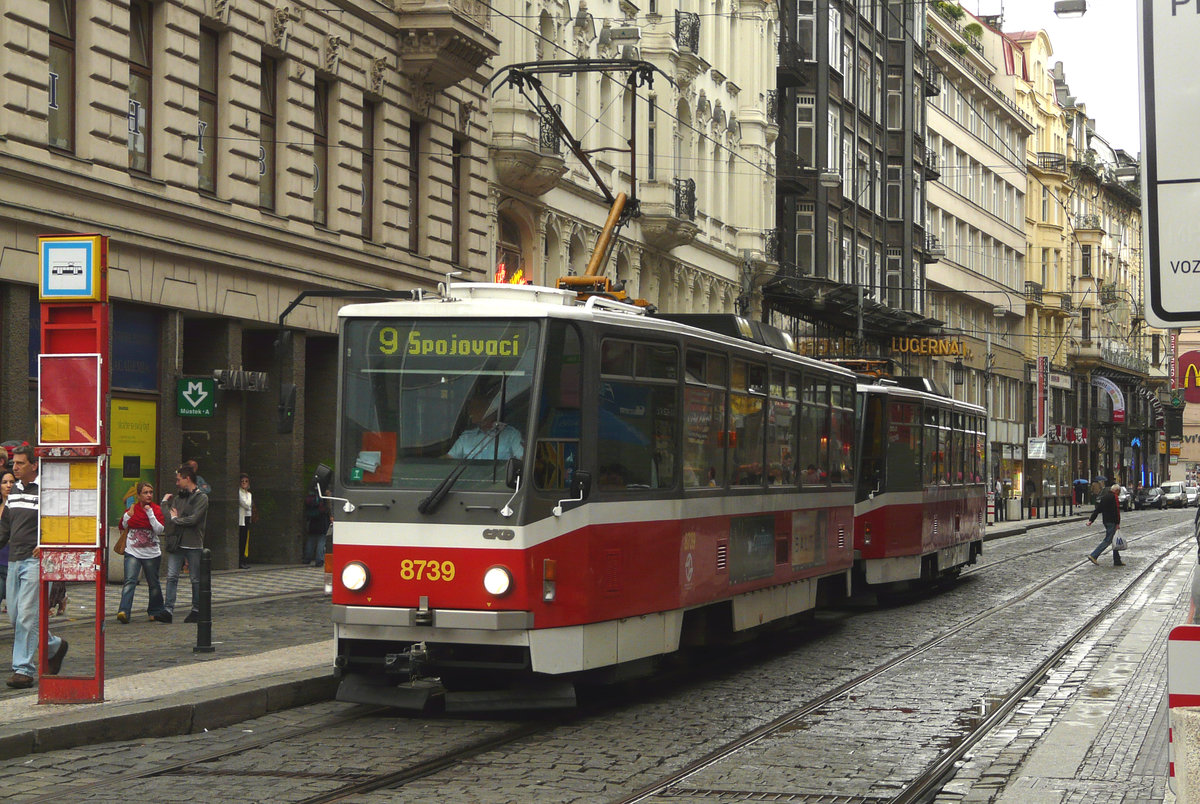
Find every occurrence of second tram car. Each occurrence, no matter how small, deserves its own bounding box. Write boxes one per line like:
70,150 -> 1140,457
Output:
853,381 -> 987,588
327,284 -> 859,709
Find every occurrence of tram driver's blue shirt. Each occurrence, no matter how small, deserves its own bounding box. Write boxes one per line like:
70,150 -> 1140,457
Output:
448,424 -> 524,460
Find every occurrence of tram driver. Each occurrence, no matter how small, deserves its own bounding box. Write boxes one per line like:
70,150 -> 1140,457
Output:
447,394 -> 524,461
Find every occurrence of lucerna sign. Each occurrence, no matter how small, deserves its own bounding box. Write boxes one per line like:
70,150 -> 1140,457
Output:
889,337 -> 972,359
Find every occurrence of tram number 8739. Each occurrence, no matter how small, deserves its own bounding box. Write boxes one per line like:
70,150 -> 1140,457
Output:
400,559 -> 456,581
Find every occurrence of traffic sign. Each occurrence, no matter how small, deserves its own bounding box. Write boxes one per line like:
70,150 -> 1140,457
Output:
1139,0 -> 1200,327
177,377 -> 216,417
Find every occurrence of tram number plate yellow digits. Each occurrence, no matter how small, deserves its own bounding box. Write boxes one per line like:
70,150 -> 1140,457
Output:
400,559 -> 456,581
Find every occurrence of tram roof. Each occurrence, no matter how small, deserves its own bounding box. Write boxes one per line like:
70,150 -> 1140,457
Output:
338,283 -> 857,381
857,380 -> 987,416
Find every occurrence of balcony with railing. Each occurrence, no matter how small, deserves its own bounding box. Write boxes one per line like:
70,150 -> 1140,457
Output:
922,146 -> 940,179
639,177 -> 700,250
490,101 -> 568,197
1024,280 -> 1044,304
920,233 -> 944,264
777,33 -> 815,88
1035,151 -> 1068,175
776,147 -> 807,194
1075,213 -> 1103,231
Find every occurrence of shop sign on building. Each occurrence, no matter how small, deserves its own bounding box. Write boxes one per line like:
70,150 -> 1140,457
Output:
1027,437 -> 1048,460
1048,425 -> 1087,444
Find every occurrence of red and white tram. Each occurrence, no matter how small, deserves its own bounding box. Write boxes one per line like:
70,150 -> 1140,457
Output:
326,283 -> 859,709
853,380 -> 987,589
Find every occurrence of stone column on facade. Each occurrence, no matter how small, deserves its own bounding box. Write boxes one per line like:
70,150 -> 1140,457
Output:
157,310 -> 185,502
0,286 -> 33,440
157,1 -> 201,187
225,31 -> 265,207
487,186 -> 501,283
74,0 -> 129,168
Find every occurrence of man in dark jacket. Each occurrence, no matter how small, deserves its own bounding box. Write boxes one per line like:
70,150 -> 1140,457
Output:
0,446 -> 67,688
1087,482 -> 1124,566
163,463 -> 210,623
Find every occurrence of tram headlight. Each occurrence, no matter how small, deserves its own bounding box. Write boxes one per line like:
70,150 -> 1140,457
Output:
483,565 -> 513,597
341,561 -> 370,591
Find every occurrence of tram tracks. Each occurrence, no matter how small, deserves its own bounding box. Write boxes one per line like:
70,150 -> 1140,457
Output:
612,526 -> 1195,804
12,516 -> 1194,803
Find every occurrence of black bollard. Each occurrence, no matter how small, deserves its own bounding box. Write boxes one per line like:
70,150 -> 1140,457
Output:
194,548 -> 214,654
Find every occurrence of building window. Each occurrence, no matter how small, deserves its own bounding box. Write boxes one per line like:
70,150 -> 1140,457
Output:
362,102 -> 375,240
313,79 -> 329,226
409,120 -> 423,252
48,0 -> 75,152
796,94 -> 815,165
886,249 -> 902,308
1081,308 -> 1091,342
797,0 -> 815,61
1081,244 -> 1091,276
886,74 -> 901,130
495,210 -> 527,284
1041,185 -> 1049,221
828,6 -> 842,73
197,28 -> 218,194
259,58 -> 277,211
827,104 -> 840,174
886,164 -> 901,219
796,202 -> 814,275
647,97 -> 656,181
128,0 -> 152,173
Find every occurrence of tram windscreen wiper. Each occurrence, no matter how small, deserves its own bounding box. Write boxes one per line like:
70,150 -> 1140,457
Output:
416,427 -> 506,515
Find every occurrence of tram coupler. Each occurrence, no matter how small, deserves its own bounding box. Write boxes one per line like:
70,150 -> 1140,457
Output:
384,642 -> 430,676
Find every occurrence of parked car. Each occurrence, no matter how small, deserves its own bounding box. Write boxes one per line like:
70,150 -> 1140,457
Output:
1187,485 -> 1200,508
1118,486 -> 1132,511
1136,486 -> 1165,510
1162,481 -> 1188,508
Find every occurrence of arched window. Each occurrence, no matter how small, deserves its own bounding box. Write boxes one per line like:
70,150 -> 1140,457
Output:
495,209 -> 530,284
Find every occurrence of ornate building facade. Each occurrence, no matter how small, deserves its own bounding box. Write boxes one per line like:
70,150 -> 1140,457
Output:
924,5 -> 1033,497
766,0 -> 942,372
0,0 -> 497,566
488,0 -> 779,313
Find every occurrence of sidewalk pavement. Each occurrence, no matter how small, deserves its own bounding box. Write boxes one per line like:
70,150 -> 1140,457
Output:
0,564 -> 335,761
0,510 -> 1097,764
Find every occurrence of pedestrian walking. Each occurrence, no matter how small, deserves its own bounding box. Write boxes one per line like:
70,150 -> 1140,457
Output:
1086,482 -> 1124,567
237,473 -> 253,569
116,481 -> 171,624
0,445 -> 68,688
994,477 -> 1005,522
0,468 -> 13,615
163,463 -> 210,623
302,484 -> 331,567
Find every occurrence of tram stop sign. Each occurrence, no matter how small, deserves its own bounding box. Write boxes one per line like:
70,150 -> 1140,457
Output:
1139,0 -> 1200,327
1167,624 -> 1200,792
177,377 -> 216,417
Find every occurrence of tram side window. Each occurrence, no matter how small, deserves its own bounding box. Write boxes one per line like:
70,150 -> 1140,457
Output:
829,383 -> 855,485
798,377 -> 829,487
533,322 -> 582,490
924,408 -> 946,486
948,426 -> 960,485
974,421 -> 985,482
887,401 -> 922,492
767,371 -> 799,485
730,360 -> 767,485
598,339 -> 678,490
684,351 -> 727,487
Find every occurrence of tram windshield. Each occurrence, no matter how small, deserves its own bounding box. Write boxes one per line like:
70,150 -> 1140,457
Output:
340,318 -> 540,491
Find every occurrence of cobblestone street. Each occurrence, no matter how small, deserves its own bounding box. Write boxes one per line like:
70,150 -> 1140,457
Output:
0,510 -> 1192,803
